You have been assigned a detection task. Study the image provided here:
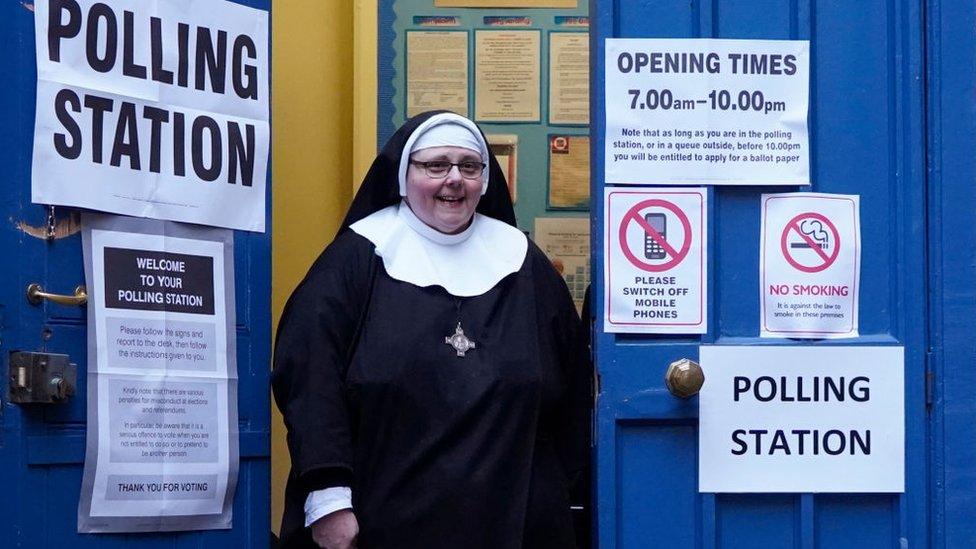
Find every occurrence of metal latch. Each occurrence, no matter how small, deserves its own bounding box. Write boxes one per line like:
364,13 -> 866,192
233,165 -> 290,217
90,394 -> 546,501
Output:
8,351 -> 77,404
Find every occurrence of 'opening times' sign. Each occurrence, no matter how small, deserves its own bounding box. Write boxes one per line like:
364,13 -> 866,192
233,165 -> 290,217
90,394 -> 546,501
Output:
604,38 -> 810,186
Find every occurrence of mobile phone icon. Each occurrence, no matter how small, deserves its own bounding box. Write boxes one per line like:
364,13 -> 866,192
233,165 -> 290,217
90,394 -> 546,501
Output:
644,213 -> 667,259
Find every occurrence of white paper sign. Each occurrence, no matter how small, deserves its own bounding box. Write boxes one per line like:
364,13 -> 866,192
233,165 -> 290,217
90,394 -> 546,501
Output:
79,215 -> 238,532
33,0 -> 270,232
760,193 -> 860,338
699,346 -> 905,493
604,38 -> 809,186
604,187 -> 707,333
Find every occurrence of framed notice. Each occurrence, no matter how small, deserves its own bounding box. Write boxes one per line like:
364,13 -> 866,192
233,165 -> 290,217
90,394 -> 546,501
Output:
548,135 -> 590,210
534,217 -> 590,312
406,31 -> 469,117
548,32 -> 589,125
475,30 -> 541,122
487,134 -> 519,203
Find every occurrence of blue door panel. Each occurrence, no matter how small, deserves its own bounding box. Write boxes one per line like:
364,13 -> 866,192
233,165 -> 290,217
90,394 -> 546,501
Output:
715,2 -> 793,38
594,0 -> 925,547
28,467 -> 179,549
927,0 -> 976,546
814,495 -> 897,548
616,423 -> 698,548
714,188 -> 764,338
234,234 -> 256,329
715,495 -> 796,549
615,0 -> 697,38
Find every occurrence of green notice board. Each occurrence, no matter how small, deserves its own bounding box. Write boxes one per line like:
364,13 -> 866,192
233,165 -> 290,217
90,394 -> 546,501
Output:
383,0 -> 591,236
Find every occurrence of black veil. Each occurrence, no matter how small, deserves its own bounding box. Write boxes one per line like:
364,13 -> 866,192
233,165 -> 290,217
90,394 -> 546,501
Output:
338,110 -> 517,233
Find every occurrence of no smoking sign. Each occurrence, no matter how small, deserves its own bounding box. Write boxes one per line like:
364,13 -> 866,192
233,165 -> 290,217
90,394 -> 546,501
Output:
780,212 -> 840,273
604,188 -> 707,334
760,193 -> 861,339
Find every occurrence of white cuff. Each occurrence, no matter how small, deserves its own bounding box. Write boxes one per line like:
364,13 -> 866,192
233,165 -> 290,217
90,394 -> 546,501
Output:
304,486 -> 353,527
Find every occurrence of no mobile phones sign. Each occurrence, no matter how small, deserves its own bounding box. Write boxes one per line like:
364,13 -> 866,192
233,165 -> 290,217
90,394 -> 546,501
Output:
604,187 -> 707,334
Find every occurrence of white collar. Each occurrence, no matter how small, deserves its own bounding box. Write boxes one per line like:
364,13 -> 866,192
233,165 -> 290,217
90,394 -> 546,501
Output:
350,202 -> 528,297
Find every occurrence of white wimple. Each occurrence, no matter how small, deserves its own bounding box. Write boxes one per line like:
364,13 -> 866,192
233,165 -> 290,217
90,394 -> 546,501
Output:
351,202 -> 527,297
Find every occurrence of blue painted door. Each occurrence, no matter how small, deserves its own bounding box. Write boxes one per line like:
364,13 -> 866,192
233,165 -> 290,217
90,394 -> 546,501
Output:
592,1 -> 926,547
928,0 -> 976,546
0,1 -> 270,546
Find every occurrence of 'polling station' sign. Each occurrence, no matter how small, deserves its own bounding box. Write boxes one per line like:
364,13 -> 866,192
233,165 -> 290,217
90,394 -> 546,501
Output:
32,0 -> 269,232
699,346 -> 904,493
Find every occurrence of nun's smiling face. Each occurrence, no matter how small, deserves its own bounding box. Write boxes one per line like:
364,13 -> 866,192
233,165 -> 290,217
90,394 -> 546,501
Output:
405,146 -> 484,234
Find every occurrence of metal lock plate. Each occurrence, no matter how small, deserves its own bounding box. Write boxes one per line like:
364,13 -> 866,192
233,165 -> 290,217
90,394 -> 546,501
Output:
8,351 -> 77,404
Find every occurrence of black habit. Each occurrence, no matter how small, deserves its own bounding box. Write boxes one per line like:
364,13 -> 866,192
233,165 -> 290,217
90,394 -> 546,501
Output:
272,111 -> 591,548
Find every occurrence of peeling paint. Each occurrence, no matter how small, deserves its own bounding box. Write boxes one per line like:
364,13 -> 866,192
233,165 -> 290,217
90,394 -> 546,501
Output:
16,211 -> 81,240
22,2 -> 34,12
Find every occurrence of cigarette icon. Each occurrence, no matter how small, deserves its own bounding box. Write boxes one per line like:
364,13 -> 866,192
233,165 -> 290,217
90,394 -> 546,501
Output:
790,242 -> 828,249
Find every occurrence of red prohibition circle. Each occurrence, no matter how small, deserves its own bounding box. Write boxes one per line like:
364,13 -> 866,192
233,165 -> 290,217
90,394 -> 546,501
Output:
779,212 -> 841,273
618,199 -> 693,272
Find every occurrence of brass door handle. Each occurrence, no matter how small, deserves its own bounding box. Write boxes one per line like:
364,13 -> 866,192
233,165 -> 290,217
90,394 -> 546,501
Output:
26,283 -> 88,306
665,358 -> 705,399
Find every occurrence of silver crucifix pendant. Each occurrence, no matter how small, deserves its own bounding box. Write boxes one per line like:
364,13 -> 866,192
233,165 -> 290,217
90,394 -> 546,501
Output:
444,322 -> 476,357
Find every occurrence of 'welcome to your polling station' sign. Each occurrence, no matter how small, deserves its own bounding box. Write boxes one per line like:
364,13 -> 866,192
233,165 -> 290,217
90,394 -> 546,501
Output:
32,0 -> 269,232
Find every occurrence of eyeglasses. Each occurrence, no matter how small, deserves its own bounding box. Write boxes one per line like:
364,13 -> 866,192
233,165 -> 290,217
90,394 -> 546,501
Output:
409,160 -> 486,179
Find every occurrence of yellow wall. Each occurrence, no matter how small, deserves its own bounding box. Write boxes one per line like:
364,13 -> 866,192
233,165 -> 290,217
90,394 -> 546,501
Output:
354,0 -> 379,189
271,0 -> 376,535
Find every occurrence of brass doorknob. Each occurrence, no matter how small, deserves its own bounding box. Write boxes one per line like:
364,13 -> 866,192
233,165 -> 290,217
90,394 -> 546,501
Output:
665,358 -> 704,399
26,283 -> 88,306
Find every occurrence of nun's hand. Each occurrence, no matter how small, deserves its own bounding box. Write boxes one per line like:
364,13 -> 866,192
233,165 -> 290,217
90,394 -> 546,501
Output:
311,509 -> 359,549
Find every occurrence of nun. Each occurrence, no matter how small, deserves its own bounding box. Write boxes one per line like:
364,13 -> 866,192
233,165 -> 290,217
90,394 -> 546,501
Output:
272,111 -> 591,548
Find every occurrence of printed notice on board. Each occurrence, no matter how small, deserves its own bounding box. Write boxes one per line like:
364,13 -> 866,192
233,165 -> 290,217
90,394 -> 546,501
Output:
548,135 -> 590,209
604,188 -> 707,334
535,217 -> 590,313
79,215 -> 237,533
436,0 -> 577,7
549,33 -> 589,125
475,30 -> 541,122
760,193 -> 860,339
488,134 -> 519,202
700,346 -> 904,493
604,39 -> 809,186
32,0 -> 269,232
407,31 -> 469,117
